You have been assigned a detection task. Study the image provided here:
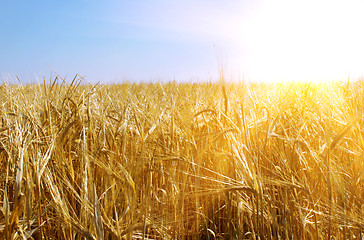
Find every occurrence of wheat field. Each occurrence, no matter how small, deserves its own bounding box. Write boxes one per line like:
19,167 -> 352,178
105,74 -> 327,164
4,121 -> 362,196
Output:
0,75 -> 363,239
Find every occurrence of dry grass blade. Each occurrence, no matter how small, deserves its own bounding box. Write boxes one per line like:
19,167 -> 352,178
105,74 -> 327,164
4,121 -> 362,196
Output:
2,186 -> 10,239
11,146 -> 25,232
37,139 -> 55,183
329,115 -> 359,150
93,183 -> 104,240
143,108 -> 166,142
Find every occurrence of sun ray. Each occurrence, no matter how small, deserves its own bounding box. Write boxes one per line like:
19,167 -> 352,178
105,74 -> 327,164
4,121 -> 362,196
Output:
233,0 -> 364,82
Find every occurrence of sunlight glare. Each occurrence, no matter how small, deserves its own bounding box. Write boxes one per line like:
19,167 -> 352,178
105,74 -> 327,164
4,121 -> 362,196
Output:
238,0 -> 364,82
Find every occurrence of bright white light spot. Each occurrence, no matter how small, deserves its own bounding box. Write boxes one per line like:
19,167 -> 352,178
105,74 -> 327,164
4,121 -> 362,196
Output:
234,0 -> 364,82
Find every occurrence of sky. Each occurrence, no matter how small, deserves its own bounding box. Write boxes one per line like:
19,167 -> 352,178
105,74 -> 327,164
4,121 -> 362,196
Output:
1,0 -> 364,83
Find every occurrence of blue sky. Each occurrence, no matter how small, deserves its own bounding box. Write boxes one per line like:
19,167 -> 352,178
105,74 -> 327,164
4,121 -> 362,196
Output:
1,0 -> 364,83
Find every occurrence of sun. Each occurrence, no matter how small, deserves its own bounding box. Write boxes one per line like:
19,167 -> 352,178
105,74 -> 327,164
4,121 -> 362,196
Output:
233,0 -> 364,82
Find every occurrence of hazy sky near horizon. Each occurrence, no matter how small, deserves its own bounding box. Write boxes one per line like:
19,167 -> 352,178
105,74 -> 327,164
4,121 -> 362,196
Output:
1,0 -> 364,83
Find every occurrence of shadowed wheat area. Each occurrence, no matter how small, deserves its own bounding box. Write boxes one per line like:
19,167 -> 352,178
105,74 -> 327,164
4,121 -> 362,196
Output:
0,77 -> 363,239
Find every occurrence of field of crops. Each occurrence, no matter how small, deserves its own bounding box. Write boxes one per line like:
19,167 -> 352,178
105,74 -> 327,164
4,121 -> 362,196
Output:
0,76 -> 363,239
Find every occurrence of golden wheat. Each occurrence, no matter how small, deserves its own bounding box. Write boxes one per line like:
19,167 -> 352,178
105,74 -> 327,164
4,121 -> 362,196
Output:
0,76 -> 362,239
